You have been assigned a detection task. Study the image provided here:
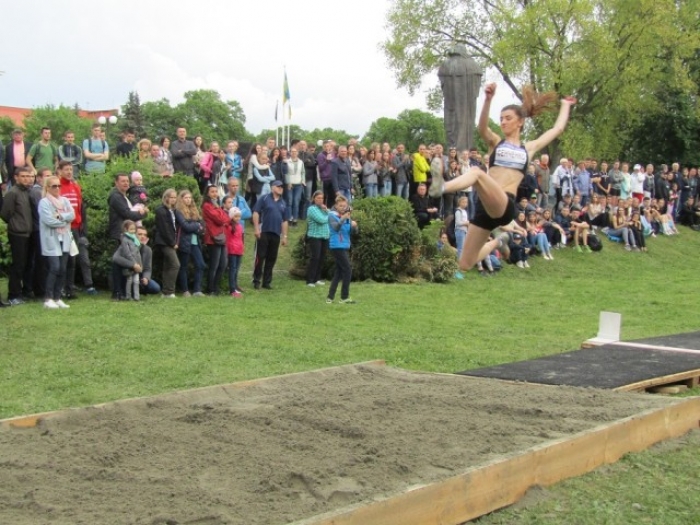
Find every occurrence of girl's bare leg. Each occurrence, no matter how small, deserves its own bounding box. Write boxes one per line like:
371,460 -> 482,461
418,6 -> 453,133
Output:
459,225 -> 501,271
442,166 -> 509,219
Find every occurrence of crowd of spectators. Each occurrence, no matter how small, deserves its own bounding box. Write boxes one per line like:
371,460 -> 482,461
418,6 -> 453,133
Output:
2,124 -> 699,306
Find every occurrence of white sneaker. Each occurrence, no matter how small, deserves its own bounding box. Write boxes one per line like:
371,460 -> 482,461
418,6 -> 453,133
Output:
161,294 -> 176,299
547,252 -> 554,260
315,280 -> 326,285
56,299 -> 70,309
523,260 -> 530,268
516,261 -> 525,269
307,283 -> 316,287
44,299 -> 59,309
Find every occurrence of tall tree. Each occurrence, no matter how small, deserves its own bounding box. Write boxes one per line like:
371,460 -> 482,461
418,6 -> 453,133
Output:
120,91 -> 145,138
382,0 -> 700,160
364,109 -> 446,153
23,105 -> 92,144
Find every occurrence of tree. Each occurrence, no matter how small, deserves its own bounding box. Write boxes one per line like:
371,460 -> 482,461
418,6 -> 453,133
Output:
303,127 -> 357,147
363,109 -> 446,153
382,0 -> 700,161
22,105 -> 92,144
0,117 -> 16,143
120,91 -> 145,138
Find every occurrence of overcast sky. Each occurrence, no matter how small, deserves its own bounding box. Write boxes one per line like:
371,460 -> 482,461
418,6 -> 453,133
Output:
1,0 -> 515,138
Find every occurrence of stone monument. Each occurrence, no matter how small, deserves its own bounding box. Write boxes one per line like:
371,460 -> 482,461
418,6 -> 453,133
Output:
438,44 -> 483,152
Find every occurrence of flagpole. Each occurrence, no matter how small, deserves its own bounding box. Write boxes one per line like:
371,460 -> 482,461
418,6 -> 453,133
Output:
275,100 -> 279,147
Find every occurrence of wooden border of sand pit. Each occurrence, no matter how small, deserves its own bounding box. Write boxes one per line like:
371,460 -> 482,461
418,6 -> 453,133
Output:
2,361 -> 699,525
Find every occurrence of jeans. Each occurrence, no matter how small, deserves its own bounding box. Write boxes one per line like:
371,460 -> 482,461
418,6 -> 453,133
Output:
306,237 -> 327,284
207,244 -> 227,294
365,183 -> 378,198
159,245 -> 180,295
529,232 -> 550,253
455,229 -> 467,259
286,184 -> 304,221
328,249 -> 352,300
45,251 -> 70,301
467,191 -> 477,221
111,240 -> 126,298
381,180 -> 392,197
253,232 -> 281,287
177,244 -> 205,293
140,278 -> 161,294
228,254 -> 242,292
395,182 -> 409,200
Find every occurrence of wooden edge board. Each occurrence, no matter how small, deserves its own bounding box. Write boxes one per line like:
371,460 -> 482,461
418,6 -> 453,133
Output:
291,397 -> 700,525
613,369 -> 700,392
0,360 -> 387,429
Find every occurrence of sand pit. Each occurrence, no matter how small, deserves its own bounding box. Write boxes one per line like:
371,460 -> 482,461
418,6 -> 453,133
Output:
0,363 -> 684,525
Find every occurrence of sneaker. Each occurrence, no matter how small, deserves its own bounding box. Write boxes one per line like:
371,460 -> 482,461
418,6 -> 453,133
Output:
315,280 -> 325,285
339,298 -> 356,304
8,298 -> 25,306
624,245 -> 632,251
183,291 -> 192,298
547,252 -> 554,260
192,291 -> 205,297
307,283 -> 316,288
161,293 -> 176,299
576,245 -> 583,253
516,261 -> 525,268
523,261 -> 530,268
253,283 -> 261,290
85,287 -> 98,295
232,291 -> 242,298
56,299 -> 70,309
44,299 -> 59,309
584,245 -> 592,253
454,271 -> 464,279
235,289 -> 244,295
632,245 -> 640,251
326,298 -> 333,304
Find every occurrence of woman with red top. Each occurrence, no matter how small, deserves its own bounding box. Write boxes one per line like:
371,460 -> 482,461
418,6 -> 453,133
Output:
202,185 -> 229,295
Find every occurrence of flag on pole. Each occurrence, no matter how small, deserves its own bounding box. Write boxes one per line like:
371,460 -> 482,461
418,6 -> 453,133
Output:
288,103 -> 292,120
283,70 -> 290,106
274,100 -> 278,122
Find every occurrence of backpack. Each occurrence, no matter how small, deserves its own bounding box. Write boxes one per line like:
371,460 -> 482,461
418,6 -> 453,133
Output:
588,232 -> 603,251
83,138 -> 106,168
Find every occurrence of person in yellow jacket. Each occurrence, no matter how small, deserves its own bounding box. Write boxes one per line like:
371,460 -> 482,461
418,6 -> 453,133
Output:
412,144 -> 431,196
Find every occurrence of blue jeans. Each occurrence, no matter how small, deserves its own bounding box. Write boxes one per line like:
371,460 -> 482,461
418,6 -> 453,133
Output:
286,184 -> 304,221
467,191 -> 477,221
395,182 -> 409,200
381,180 -> 392,197
140,278 -> 161,294
529,232 -> 550,253
365,183 -> 378,198
228,254 -> 242,292
45,251 -> 70,301
177,244 -> 205,293
207,244 -> 228,294
455,229 -> 467,259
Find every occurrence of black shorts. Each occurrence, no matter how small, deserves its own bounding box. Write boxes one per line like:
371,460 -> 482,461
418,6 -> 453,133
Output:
471,192 -> 517,231
609,188 -> 621,197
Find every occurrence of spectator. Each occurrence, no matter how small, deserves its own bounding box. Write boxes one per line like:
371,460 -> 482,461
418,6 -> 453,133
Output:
331,145 -> 353,202
630,164 -> 645,203
3,129 -> 32,189
305,190 -> 330,287
58,160 -> 97,298
317,141 -> 335,208
201,185 -> 229,296
679,196 -> 700,230
170,127 -> 197,176
0,166 -> 35,305
252,180 -> 288,290
412,144 -> 431,196
112,220 -> 142,301
569,207 -> 592,252
250,153 -> 276,198
594,161 -> 610,197
109,173 -> 147,299
508,233 -> 530,268
83,123 -> 109,174
116,129 -> 136,158
392,143 -> 411,200
534,154 -> 551,209
38,175 -> 75,309
525,210 -> 554,260
153,138 -> 174,177
363,149 -> 379,198
225,140 -> 243,182
58,130 -> 83,179
26,127 -> 59,175
326,194 -> 357,304
28,168 -> 51,299
629,210 -> 647,252
224,177 -> 252,233
299,141 -> 318,217
410,183 -> 439,229
285,145 -> 305,226
175,190 -> 205,297
226,206 -> 245,297
454,195 -> 469,261
135,225 -> 161,295
154,188 -> 180,298
127,171 -> 149,225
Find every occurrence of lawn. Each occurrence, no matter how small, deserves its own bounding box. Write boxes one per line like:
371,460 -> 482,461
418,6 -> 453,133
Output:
1,222 -> 699,524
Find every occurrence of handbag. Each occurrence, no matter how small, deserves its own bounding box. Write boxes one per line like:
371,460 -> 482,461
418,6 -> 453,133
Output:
213,232 -> 226,246
69,236 -> 80,257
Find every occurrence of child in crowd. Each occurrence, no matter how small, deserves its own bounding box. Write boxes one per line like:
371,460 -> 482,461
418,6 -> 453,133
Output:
112,220 -> 142,301
437,231 -> 463,279
508,233 -> 530,268
227,207 -> 244,297
128,171 -> 148,227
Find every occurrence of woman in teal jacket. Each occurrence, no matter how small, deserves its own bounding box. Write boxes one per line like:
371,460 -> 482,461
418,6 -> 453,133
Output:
326,195 -> 357,304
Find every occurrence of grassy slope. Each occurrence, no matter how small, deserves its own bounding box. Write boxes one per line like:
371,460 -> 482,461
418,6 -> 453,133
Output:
1,224 -> 699,524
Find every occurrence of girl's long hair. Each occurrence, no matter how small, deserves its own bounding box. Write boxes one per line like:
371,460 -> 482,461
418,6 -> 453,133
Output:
503,85 -> 558,119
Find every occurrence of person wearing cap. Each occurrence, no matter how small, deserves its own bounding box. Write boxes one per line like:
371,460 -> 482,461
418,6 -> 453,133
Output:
630,163 -> 645,204
507,232 -> 530,268
252,179 -> 288,290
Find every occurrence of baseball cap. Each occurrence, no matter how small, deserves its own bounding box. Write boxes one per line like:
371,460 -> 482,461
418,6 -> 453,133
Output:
271,180 -> 284,187
513,233 -> 522,240
633,164 -> 642,170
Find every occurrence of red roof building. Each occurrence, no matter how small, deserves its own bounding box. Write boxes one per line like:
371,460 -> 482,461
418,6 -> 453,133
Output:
0,105 -> 118,127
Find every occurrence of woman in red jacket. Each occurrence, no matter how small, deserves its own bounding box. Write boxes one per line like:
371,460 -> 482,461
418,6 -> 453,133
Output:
202,185 -> 229,295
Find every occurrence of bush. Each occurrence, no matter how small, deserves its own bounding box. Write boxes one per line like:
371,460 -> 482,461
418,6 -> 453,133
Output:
289,197 -> 456,283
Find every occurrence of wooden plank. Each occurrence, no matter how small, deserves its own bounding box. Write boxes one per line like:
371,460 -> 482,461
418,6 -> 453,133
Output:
613,369 -> 700,392
294,397 -> 700,525
0,360 -> 387,429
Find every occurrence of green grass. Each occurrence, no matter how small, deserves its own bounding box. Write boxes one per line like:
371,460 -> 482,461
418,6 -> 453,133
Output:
2,223 -> 700,523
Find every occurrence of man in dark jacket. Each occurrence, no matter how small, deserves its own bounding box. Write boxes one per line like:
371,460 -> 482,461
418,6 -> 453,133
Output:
330,145 -> 353,202
154,189 -> 180,297
170,127 -> 197,176
108,172 -> 147,299
0,167 -> 35,305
